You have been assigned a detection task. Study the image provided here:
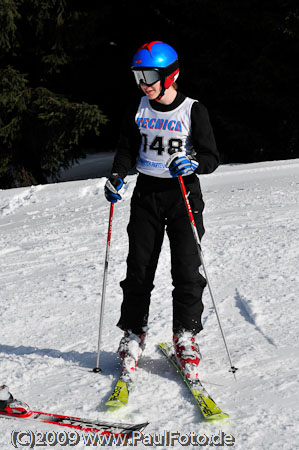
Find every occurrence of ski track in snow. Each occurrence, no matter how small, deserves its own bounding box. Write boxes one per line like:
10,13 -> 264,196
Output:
1,158 -> 299,449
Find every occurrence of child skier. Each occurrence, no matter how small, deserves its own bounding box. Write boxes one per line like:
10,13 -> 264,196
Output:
104,41 -> 219,380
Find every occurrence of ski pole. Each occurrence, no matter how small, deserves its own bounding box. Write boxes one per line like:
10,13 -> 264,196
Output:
178,175 -> 238,378
93,202 -> 114,373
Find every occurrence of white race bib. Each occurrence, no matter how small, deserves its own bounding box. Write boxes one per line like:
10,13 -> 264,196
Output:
136,96 -> 196,178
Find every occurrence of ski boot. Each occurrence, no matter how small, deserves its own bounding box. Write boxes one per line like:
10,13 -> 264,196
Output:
173,331 -> 201,381
118,331 -> 146,375
0,385 -> 31,417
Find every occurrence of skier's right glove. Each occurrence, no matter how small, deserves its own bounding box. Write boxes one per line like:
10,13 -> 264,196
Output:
104,174 -> 124,203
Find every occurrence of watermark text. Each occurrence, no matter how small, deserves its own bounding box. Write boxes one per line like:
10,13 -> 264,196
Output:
11,429 -> 235,447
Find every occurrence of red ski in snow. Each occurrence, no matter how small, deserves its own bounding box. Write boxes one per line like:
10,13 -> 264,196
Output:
0,386 -> 148,436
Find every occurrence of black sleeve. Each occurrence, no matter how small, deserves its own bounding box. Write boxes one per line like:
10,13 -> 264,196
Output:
111,102 -> 141,180
191,101 -> 219,174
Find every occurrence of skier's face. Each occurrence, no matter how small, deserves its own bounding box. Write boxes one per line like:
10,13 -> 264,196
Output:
140,80 -> 162,100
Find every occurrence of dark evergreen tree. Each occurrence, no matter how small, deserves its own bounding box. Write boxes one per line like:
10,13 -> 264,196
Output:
0,66 -> 107,187
0,0 -> 108,188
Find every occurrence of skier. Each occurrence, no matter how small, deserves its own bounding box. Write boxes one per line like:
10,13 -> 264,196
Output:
104,41 -> 219,380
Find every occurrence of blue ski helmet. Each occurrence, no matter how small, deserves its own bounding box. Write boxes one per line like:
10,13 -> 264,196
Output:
131,41 -> 179,98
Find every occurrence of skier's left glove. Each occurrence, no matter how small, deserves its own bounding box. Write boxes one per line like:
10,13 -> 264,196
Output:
104,174 -> 124,203
166,154 -> 199,177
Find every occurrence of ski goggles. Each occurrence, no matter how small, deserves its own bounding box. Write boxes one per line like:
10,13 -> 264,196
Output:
132,69 -> 161,86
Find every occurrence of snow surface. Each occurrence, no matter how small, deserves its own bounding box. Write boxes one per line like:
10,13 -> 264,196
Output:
1,156 -> 299,449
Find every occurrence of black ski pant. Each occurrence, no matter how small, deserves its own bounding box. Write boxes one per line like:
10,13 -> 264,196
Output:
117,173 -> 207,336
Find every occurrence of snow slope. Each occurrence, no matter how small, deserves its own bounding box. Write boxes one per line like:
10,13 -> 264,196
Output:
1,157 -> 299,449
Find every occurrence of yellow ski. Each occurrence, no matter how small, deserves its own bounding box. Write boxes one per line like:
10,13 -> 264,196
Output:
158,342 -> 229,421
105,372 -> 133,408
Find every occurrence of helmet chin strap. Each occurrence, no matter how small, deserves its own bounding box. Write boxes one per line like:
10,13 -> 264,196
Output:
155,84 -> 166,102
155,80 -> 166,102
